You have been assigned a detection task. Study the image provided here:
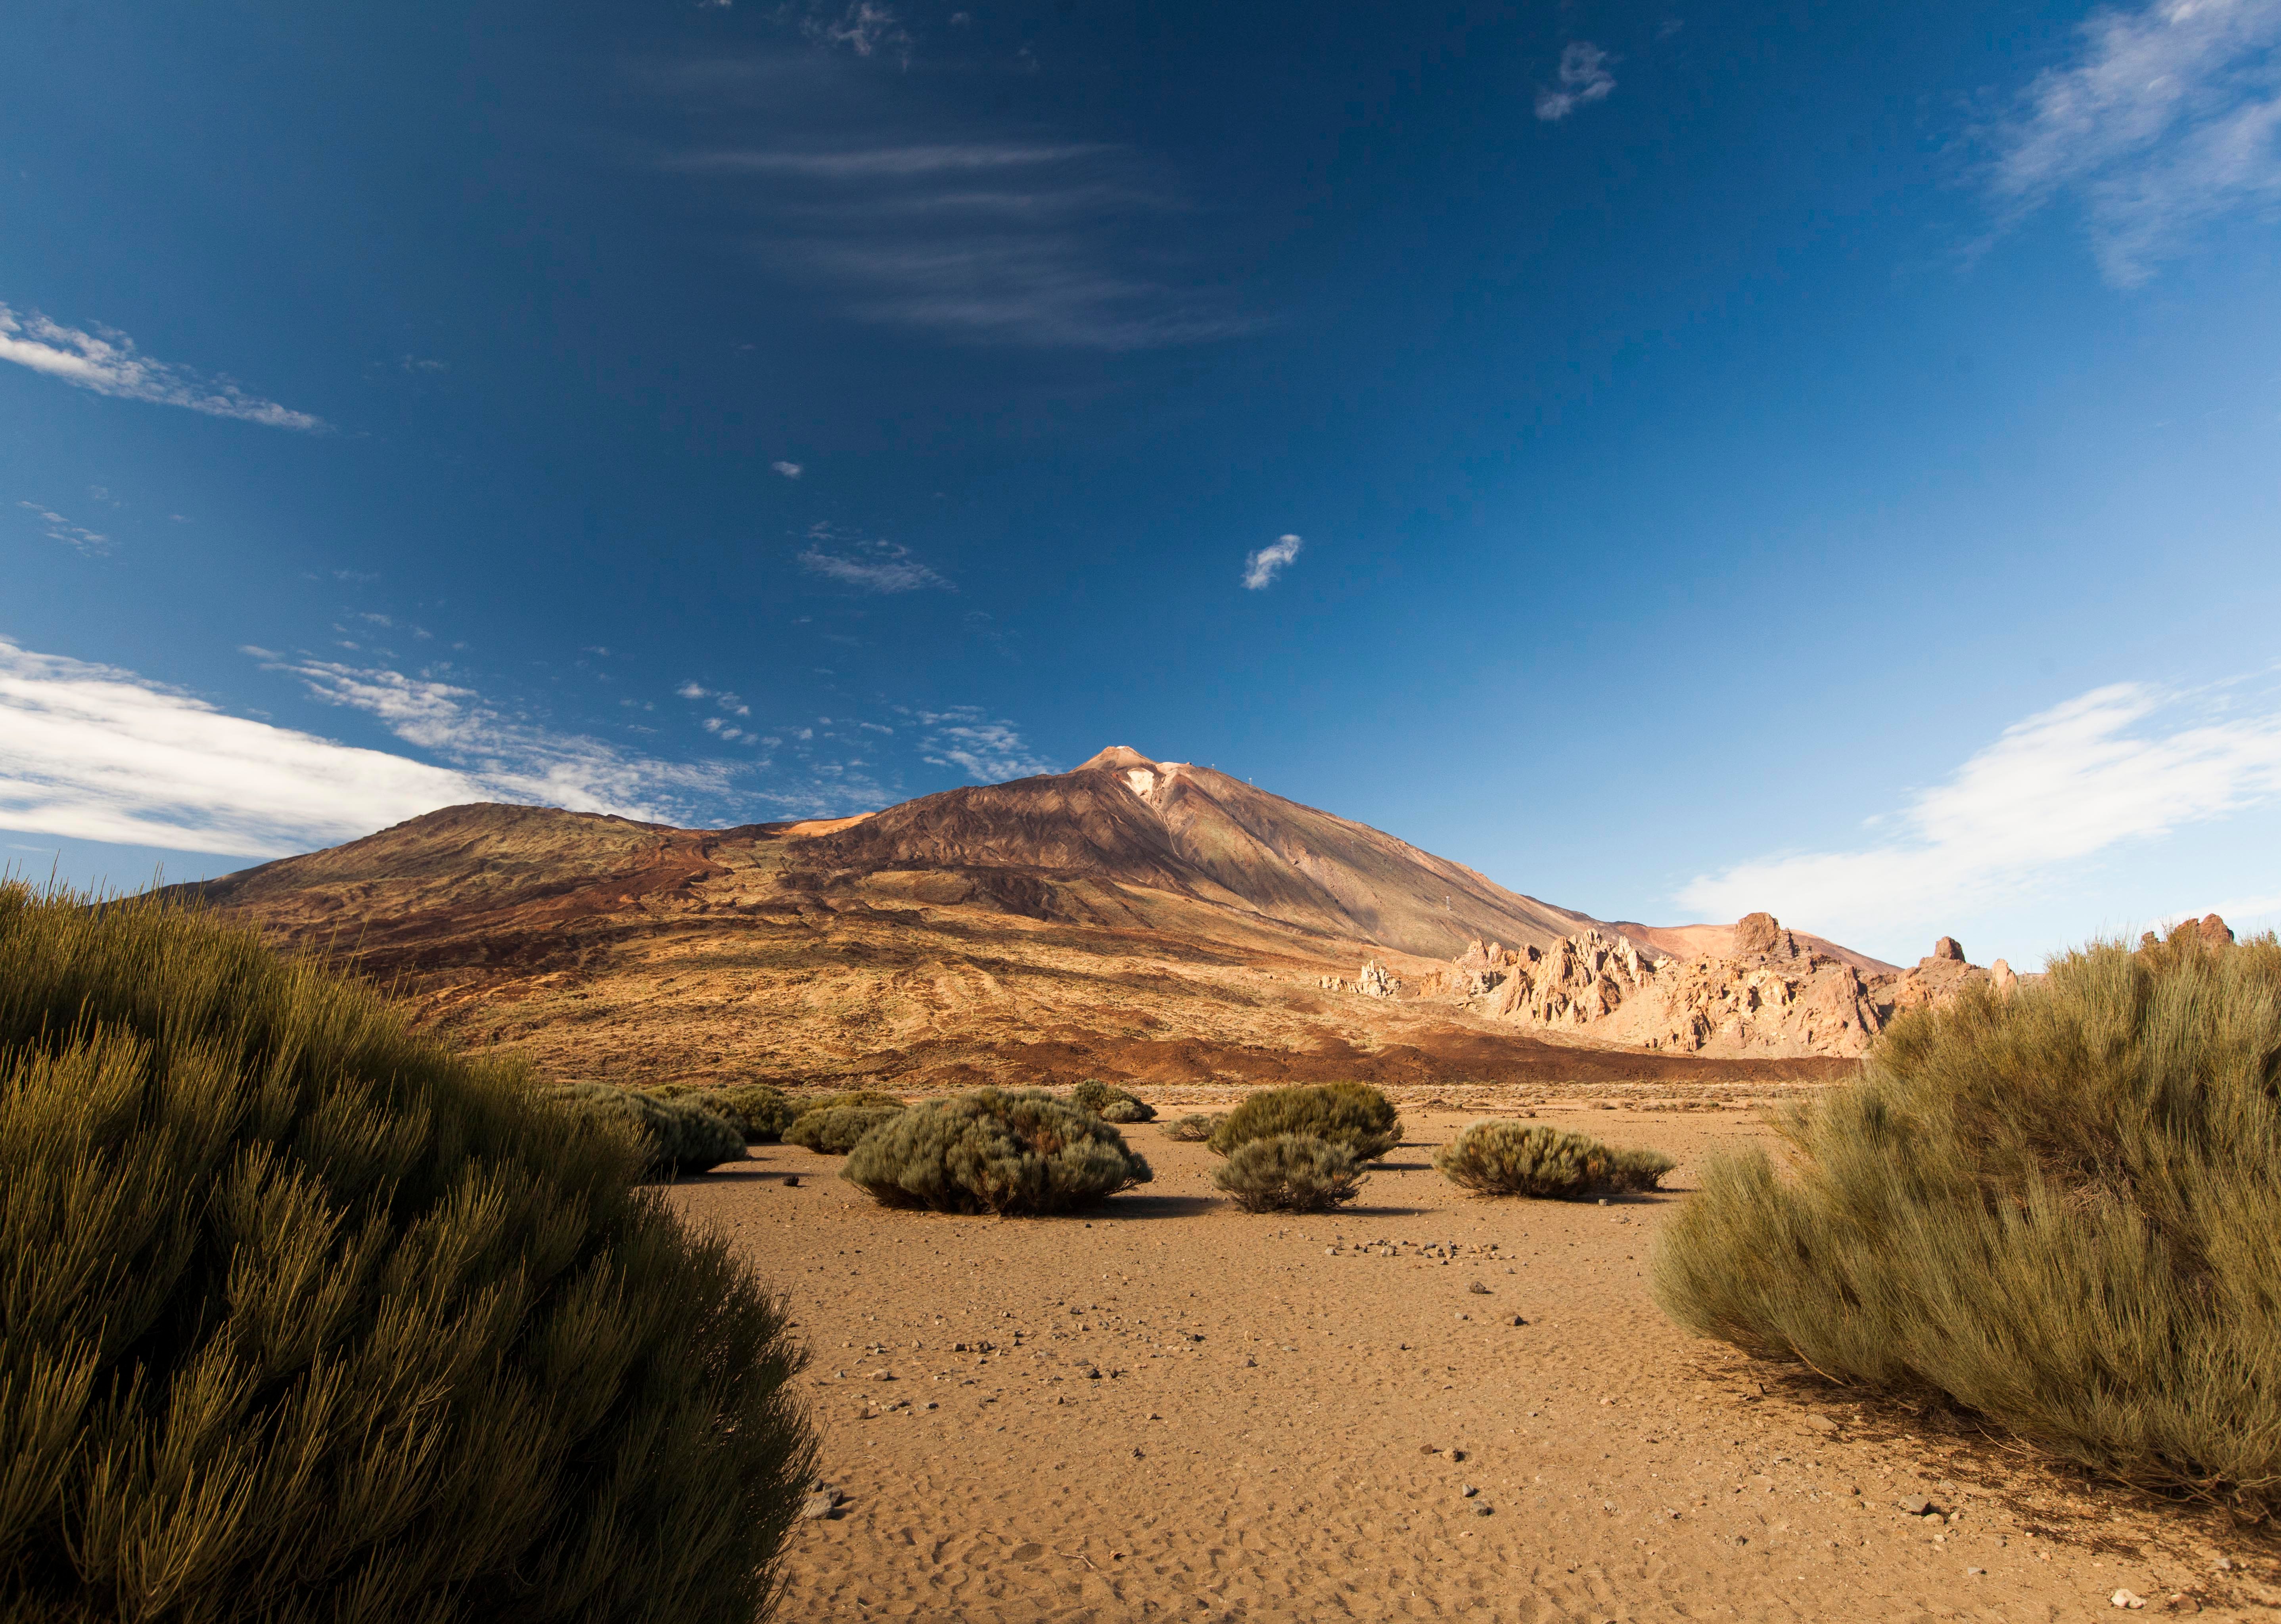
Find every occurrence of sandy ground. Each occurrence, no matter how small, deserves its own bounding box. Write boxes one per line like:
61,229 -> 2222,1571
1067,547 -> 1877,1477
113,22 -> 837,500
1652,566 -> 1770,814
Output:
669,1100 -> 2271,1622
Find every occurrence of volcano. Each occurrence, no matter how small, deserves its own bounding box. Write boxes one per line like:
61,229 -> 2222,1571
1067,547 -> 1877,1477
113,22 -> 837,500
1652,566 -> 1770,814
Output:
163,748 -> 1856,1091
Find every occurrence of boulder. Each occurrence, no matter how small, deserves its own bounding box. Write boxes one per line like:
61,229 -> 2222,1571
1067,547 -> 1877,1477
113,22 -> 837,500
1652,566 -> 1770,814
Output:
1990,959 -> 2018,997
2199,913 -> 2235,947
1931,936 -> 1965,963
1733,913 -> 1784,955
1356,960 -> 1399,999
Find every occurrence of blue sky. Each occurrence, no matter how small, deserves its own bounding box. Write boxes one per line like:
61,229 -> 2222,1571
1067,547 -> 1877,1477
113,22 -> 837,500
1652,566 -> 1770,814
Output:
4,0 -> 2278,967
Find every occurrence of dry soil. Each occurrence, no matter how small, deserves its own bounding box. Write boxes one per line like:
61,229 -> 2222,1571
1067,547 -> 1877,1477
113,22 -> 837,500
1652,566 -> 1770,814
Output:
669,1097 -> 2271,1623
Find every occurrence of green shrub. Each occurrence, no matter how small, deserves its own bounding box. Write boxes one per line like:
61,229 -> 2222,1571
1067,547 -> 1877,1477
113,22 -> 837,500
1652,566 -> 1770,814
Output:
710,1083 -> 799,1142
842,1087 -> 1152,1215
547,1082 -> 748,1176
0,883 -> 815,1622
800,1088 -> 906,1113
784,1103 -> 906,1154
1652,928 -> 2281,1516
1434,1120 -> 1674,1199
1213,1133 -> 1366,1212
1162,1113 -> 1220,1141
1072,1076 -> 1156,1123
1208,1082 -> 1401,1162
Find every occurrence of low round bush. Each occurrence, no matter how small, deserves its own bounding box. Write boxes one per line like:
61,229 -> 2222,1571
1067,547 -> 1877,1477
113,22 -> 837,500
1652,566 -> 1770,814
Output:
547,1081 -> 748,1177
1213,1133 -> 1366,1212
842,1087 -> 1153,1214
1208,1082 -> 1401,1162
1652,927 -> 2281,1516
1162,1113 -> 1220,1141
1071,1076 -> 1156,1123
784,1103 -> 906,1154
0,883 -> 815,1622
1433,1120 -> 1672,1199
706,1082 -> 799,1142
801,1088 -> 906,1113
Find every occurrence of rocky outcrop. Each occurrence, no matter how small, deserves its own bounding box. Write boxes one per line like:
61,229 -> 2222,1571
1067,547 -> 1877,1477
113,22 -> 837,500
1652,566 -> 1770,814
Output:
1464,914 -> 2013,1059
1355,960 -> 1400,999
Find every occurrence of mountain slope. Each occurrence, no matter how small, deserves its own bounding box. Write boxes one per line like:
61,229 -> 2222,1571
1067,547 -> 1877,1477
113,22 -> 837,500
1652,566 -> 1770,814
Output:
158,748 -> 1866,1089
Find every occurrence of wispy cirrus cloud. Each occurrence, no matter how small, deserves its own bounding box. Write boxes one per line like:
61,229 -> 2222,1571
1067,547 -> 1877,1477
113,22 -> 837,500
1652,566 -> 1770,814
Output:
266,656 -> 741,823
1985,0 -> 2281,285
918,708 -> 1056,781
1678,678 -> 2281,947
1535,43 -> 1617,122
662,127 -> 1252,349
1242,533 -> 1304,590
17,500 -> 109,554
0,300 -> 326,431
797,533 -> 954,592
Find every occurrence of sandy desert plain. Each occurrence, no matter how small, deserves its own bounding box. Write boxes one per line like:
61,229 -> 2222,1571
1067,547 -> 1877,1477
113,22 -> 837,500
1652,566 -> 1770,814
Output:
673,1087 -> 2268,1624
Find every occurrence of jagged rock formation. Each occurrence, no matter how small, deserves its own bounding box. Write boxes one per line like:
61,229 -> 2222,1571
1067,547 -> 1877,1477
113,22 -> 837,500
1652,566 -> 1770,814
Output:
1471,915 -> 2011,1059
1355,960 -> 1400,999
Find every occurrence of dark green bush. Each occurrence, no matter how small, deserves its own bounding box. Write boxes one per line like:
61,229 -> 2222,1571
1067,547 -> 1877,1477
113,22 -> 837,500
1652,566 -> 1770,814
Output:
1434,1120 -> 1674,1199
800,1088 -> 906,1113
722,1082 -> 798,1140
1071,1076 -> 1156,1123
1652,928 -> 2281,1516
1213,1133 -> 1366,1212
0,883 -> 815,1622
547,1082 -> 748,1176
784,1103 -> 906,1154
690,1082 -> 798,1142
842,1087 -> 1152,1214
1208,1082 -> 1401,1162
1162,1113 -> 1220,1141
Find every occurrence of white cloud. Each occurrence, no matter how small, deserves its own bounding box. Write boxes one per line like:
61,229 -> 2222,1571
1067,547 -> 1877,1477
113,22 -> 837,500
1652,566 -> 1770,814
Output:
17,500 -> 109,553
1678,680 -> 2281,946
1242,533 -> 1304,590
1986,0 -> 2281,285
781,0 -> 912,59
0,639 -> 481,856
921,718 -> 1055,782
268,657 -> 740,823
0,300 -> 326,431
798,537 -> 953,592
1535,42 -> 1617,122
772,459 -> 805,477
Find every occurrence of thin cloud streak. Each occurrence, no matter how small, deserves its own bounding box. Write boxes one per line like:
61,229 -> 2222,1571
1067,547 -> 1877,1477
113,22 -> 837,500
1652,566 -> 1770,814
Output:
918,710 -> 1055,781
797,537 -> 954,592
0,300 -> 326,431
1678,680 -> 2281,943
1986,0 -> 2281,285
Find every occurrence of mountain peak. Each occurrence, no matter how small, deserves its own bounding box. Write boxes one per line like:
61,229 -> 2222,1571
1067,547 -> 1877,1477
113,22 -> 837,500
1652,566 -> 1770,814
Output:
1075,745 -> 1159,773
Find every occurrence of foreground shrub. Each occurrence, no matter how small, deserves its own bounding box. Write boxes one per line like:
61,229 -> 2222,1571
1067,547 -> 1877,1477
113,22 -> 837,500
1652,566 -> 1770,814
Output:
0,884 -> 815,1622
1072,1076 -> 1157,1122
1652,929 -> 2281,1517
1162,1112 -> 1220,1141
1208,1082 -> 1401,1162
1213,1133 -> 1365,1212
842,1087 -> 1152,1214
548,1081 -> 748,1176
1434,1120 -> 1674,1199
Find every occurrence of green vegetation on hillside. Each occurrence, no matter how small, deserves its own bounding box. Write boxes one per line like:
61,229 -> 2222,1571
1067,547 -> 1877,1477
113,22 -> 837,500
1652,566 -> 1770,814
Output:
1654,926 -> 2281,1515
0,884 -> 815,1621
547,1080 -> 747,1175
